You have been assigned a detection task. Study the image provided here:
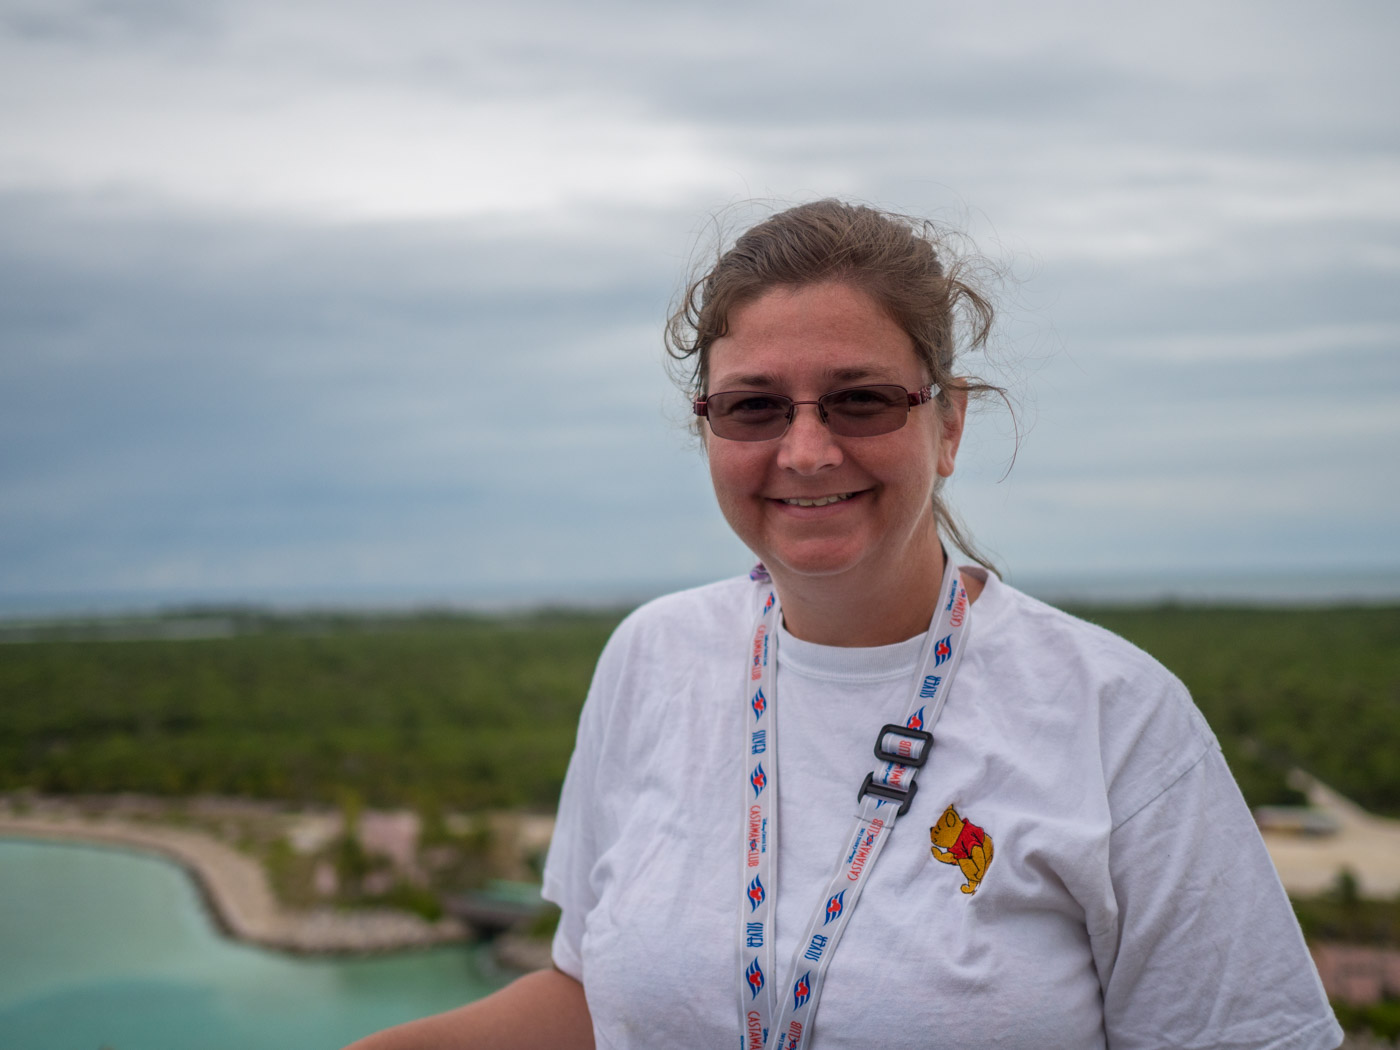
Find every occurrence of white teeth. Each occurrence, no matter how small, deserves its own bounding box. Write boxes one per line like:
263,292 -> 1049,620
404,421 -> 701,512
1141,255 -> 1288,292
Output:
781,493 -> 854,507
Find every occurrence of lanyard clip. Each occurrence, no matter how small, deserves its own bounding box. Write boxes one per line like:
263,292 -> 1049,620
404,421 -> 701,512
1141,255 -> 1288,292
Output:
858,725 -> 933,817
873,724 -> 932,767
858,772 -> 919,816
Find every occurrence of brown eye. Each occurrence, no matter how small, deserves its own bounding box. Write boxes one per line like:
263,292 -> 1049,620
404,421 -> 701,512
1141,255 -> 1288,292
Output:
701,391 -> 793,440
824,387 -> 901,416
727,395 -> 787,417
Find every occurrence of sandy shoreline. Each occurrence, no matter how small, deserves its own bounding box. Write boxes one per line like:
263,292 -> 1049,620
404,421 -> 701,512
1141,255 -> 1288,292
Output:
0,811 -> 471,954
6,772 -> 1398,960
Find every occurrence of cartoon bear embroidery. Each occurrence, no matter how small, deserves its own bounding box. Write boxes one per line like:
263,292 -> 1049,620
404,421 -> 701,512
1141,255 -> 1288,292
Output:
929,804 -> 994,895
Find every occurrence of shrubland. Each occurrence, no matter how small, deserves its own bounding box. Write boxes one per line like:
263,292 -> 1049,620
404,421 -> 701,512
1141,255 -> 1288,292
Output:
2,603 -> 1398,817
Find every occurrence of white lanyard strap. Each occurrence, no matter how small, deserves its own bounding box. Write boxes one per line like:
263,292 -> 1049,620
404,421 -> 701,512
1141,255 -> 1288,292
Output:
736,557 -> 972,1050
740,566 -> 779,1049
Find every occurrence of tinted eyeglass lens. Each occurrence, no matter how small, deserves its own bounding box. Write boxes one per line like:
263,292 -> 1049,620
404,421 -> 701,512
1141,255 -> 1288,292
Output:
821,386 -> 908,436
707,392 -> 792,440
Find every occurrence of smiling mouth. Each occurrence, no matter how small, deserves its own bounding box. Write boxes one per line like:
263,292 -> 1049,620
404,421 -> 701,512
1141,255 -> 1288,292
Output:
778,492 -> 856,508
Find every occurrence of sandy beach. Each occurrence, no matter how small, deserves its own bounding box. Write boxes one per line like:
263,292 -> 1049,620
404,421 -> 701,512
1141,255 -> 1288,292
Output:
0,803 -> 469,954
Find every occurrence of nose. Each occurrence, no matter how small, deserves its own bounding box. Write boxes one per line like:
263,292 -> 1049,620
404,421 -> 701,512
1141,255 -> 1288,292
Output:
775,401 -> 843,474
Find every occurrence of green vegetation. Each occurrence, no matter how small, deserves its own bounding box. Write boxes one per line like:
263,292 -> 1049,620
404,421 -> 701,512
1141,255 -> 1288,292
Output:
527,904 -> 562,940
1293,870 -> 1400,946
0,609 -> 624,811
1331,1000 -> 1400,1041
379,881 -> 446,922
1067,604 -> 1400,816
1,602 -> 1398,817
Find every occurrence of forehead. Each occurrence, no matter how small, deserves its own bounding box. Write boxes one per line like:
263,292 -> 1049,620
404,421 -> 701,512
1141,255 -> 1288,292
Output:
707,281 -> 920,390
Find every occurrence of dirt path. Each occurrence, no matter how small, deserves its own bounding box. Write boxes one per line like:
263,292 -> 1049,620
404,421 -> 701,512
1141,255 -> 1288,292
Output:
1261,773 -> 1400,899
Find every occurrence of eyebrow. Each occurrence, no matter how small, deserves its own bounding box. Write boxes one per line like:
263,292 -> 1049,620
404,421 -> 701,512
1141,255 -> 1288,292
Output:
711,366 -> 899,389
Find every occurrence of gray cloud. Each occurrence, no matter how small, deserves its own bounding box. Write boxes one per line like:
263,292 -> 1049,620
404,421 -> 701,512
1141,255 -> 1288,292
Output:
0,0 -> 1396,610
0,192 -> 747,602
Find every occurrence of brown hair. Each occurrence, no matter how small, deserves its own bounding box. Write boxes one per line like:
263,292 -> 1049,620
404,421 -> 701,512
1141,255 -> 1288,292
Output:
665,199 -> 1006,574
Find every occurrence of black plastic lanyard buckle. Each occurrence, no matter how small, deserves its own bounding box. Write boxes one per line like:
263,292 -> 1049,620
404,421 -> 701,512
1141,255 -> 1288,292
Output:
873,723 -> 933,768
857,724 -> 933,817
857,772 -> 919,816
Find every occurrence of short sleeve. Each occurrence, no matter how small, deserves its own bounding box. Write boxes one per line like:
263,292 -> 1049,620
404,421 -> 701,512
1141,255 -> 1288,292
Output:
541,625 -> 623,982
541,734 -> 595,979
1094,746 -> 1343,1050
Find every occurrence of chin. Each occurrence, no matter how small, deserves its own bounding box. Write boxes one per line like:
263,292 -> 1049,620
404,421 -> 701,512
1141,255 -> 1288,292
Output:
759,542 -> 871,582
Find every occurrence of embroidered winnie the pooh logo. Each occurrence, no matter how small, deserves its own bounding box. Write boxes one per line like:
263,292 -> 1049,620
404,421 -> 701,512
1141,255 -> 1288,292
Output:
929,804 -> 994,895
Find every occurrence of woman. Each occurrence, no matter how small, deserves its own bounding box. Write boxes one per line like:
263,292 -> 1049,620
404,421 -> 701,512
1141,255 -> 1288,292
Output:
350,201 -> 1341,1049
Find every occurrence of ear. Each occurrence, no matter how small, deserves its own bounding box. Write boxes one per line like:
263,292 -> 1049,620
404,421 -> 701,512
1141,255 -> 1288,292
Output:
936,385 -> 969,479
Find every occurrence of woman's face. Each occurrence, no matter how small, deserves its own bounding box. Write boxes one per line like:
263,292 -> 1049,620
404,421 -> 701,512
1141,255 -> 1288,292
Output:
704,281 -> 965,588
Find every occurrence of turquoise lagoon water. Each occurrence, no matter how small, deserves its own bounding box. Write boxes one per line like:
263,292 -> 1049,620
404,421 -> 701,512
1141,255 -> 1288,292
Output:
0,838 -> 509,1049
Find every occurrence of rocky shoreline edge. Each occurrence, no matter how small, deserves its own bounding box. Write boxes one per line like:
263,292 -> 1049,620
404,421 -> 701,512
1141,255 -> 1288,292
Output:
0,810 -> 548,964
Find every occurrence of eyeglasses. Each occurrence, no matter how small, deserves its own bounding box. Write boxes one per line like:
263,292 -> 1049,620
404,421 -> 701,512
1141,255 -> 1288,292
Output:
694,383 -> 935,442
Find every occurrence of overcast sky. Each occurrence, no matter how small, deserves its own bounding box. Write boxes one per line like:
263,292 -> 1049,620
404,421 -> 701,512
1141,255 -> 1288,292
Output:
2,0 -> 1397,613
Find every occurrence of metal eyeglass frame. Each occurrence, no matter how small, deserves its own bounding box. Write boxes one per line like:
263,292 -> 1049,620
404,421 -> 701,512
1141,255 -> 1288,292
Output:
693,383 -> 936,441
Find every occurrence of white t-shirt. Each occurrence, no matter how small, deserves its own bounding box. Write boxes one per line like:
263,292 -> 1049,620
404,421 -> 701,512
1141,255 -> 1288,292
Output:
543,570 -> 1342,1050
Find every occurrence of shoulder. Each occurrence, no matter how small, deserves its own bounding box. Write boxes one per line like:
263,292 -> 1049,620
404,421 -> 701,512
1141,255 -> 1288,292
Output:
966,570 -> 1218,827
974,571 -> 1192,702
583,575 -> 753,718
601,575 -> 753,661
970,570 -> 1176,688
615,574 -> 754,634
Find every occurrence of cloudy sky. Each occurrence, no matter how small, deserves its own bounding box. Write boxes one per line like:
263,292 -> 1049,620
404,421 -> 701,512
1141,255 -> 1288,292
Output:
2,0 -> 1397,613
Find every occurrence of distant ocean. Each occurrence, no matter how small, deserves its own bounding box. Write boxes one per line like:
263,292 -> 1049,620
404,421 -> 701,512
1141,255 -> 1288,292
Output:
1008,566 -> 1400,607
2,566 -> 1398,623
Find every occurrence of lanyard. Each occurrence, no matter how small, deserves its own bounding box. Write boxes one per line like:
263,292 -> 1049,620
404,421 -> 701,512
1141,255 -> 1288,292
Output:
737,556 -> 971,1050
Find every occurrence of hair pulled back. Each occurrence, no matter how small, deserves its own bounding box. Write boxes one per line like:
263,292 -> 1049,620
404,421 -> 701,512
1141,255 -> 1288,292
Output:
666,198 -> 1005,574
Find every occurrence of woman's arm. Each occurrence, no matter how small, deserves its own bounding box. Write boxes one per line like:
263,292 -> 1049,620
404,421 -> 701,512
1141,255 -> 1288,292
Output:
343,967 -> 594,1050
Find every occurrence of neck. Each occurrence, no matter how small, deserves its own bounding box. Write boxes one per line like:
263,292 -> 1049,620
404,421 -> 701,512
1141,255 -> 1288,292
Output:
774,543 -> 948,648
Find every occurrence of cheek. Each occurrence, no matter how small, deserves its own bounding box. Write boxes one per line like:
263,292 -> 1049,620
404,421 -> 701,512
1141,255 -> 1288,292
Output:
708,444 -> 765,494
882,430 -> 943,495
918,417 -> 954,481
707,450 -> 759,523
